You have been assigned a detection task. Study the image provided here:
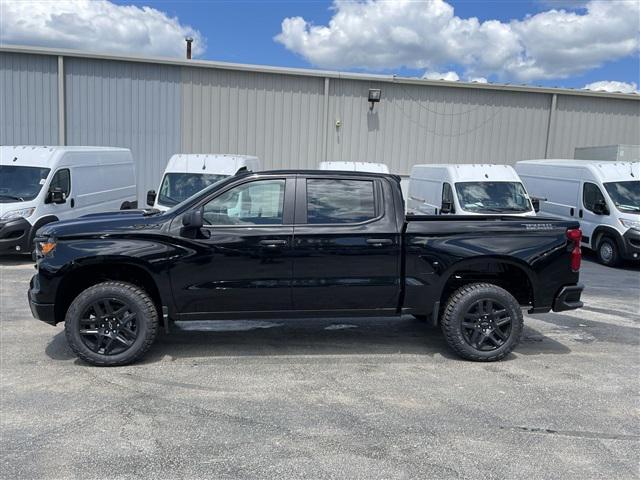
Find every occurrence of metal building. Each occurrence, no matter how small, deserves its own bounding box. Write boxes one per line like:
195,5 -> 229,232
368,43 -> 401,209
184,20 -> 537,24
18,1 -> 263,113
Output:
2,44 -> 639,202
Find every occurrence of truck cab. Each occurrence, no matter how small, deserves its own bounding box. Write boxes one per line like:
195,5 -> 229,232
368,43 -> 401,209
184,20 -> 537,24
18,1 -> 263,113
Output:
147,154 -> 260,212
407,164 -> 536,217
0,146 -> 136,254
515,159 -> 640,266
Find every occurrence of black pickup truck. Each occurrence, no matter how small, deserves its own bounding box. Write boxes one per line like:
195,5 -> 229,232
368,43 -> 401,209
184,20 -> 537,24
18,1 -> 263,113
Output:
29,170 -> 584,366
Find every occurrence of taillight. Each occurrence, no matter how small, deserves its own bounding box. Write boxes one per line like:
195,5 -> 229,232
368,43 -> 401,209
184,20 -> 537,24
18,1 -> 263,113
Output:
566,228 -> 582,272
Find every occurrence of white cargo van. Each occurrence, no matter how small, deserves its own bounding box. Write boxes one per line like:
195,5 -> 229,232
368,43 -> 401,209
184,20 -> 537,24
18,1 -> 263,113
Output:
319,161 -> 390,174
515,159 -> 640,266
147,154 -> 260,211
0,146 -> 137,254
407,164 -> 536,216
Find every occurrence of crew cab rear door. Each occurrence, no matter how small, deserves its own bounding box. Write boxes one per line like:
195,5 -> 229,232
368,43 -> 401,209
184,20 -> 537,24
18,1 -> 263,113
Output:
291,174 -> 401,313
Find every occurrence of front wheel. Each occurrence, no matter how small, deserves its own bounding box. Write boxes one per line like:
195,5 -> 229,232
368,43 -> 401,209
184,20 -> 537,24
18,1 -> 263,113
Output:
596,236 -> 620,267
65,281 -> 159,366
441,283 -> 523,361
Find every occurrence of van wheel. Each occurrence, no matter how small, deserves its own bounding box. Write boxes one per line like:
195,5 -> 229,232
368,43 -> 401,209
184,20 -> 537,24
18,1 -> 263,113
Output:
441,283 -> 523,361
596,236 -> 620,267
64,281 -> 158,366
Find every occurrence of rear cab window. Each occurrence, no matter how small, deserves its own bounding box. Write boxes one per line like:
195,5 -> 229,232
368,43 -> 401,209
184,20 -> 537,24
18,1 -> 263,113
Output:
305,178 -> 377,224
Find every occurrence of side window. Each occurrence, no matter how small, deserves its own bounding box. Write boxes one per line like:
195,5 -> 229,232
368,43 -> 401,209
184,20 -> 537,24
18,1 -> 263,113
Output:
202,179 -> 285,226
583,182 -> 606,212
307,179 -> 376,224
50,169 -> 71,196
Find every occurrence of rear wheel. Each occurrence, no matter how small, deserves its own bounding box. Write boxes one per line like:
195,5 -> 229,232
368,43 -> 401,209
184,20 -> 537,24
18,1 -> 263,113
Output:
64,281 -> 158,366
596,236 -> 620,267
441,283 -> 523,361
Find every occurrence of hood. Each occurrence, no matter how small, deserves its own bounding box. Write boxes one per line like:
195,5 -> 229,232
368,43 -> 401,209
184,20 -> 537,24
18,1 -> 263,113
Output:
38,210 -> 168,238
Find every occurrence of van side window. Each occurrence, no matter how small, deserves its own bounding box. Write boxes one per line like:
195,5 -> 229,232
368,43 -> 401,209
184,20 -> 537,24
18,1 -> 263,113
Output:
442,183 -> 455,213
202,179 -> 285,226
50,169 -> 71,196
306,179 -> 376,224
583,182 -> 606,213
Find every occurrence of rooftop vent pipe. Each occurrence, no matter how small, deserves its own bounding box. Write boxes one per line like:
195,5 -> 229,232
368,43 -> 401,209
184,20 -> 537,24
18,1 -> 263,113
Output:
185,37 -> 193,59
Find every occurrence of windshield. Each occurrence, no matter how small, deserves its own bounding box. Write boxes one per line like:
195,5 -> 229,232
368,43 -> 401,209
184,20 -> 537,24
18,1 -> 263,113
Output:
455,182 -> 532,213
0,165 -> 51,202
604,181 -> 640,213
158,173 -> 229,207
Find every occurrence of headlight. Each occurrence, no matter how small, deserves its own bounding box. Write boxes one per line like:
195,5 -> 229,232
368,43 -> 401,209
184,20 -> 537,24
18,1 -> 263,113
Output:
37,240 -> 57,256
0,207 -> 35,221
620,218 -> 640,231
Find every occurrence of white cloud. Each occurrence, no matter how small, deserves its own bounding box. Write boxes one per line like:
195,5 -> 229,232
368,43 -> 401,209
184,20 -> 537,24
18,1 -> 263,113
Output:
423,70 -> 459,81
583,80 -> 638,94
275,0 -> 639,82
468,77 -> 488,83
0,0 -> 205,58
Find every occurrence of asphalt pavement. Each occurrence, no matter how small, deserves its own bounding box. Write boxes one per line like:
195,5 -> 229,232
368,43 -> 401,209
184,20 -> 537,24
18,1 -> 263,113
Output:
1,254 -> 638,479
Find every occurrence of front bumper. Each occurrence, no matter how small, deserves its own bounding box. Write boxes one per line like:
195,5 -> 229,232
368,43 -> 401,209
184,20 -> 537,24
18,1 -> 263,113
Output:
621,228 -> 640,261
0,217 -> 32,253
552,284 -> 584,312
28,275 -> 56,325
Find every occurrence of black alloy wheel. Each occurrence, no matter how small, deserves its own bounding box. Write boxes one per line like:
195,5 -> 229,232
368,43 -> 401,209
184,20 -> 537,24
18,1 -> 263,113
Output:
78,298 -> 138,356
461,299 -> 511,351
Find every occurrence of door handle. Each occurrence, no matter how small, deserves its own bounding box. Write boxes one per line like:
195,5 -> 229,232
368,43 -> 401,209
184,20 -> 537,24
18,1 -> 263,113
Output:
366,238 -> 393,247
259,239 -> 288,248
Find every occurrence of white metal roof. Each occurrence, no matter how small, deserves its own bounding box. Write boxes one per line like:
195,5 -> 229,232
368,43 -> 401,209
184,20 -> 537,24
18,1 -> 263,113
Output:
516,159 -> 639,182
164,153 -> 260,175
411,164 -> 522,182
1,44 -> 638,101
0,145 -> 132,168
319,161 -> 390,173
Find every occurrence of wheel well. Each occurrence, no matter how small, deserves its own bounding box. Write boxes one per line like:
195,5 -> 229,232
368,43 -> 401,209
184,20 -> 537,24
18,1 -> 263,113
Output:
54,263 -> 162,324
592,227 -> 622,251
438,262 -> 534,314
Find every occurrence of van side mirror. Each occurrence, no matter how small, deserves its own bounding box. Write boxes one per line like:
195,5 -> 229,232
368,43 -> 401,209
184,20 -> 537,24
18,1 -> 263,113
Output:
182,207 -> 204,229
440,201 -> 454,214
593,199 -> 608,215
47,187 -> 66,204
146,190 -> 157,207
531,197 -> 540,213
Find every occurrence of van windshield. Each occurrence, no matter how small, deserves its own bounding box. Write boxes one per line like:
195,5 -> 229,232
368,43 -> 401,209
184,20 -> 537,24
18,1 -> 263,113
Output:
158,173 -> 228,206
0,165 -> 50,202
455,182 -> 532,213
604,181 -> 640,213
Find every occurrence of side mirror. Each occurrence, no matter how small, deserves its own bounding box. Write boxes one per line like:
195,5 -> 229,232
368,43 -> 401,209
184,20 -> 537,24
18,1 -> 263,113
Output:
531,197 -> 540,213
47,187 -> 66,204
146,190 -> 157,207
593,199 -> 608,215
440,201 -> 454,214
182,207 -> 204,229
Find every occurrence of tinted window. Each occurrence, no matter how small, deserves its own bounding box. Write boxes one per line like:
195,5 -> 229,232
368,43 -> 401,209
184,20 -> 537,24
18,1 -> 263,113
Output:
583,182 -> 606,212
307,179 -> 376,224
159,173 -> 228,207
203,179 -> 285,225
0,166 -> 50,202
50,169 -> 70,196
455,182 -> 531,213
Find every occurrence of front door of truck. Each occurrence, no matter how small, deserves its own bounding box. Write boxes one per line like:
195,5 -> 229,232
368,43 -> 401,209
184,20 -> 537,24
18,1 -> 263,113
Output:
170,176 -> 295,317
291,175 -> 401,312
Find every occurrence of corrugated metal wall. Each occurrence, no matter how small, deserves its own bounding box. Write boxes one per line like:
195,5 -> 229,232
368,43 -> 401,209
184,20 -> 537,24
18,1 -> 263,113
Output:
1,49 -> 639,203
180,67 -> 325,170
0,52 -> 58,145
326,79 -> 551,173
549,95 -> 640,158
64,57 -> 182,199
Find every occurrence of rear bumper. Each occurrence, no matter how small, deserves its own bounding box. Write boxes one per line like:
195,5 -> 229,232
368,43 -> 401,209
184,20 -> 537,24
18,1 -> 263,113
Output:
0,217 -> 32,253
621,229 -> 640,261
552,284 -> 584,312
28,275 -> 56,325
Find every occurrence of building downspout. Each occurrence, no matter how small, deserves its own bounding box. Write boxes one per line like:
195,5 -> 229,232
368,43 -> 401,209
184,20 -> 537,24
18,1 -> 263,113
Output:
57,55 -> 65,146
321,77 -> 330,163
544,93 -> 557,159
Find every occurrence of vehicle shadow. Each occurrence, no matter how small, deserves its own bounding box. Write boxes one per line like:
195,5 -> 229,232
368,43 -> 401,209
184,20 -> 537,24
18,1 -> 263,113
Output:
44,316 -> 570,365
0,254 -> 33,266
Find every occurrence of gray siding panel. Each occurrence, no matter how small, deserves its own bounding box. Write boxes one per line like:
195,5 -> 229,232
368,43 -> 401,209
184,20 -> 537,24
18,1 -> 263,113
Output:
326,79 -> 551,175
64,58 -> 182,201
0,52 -> 58,145
549,96 -> 640,158
181,67 -> 325,170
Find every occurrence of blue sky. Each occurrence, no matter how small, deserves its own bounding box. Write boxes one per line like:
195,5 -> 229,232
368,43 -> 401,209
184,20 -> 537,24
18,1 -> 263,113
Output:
2,0 -> 638,91
113,0 -> 638,89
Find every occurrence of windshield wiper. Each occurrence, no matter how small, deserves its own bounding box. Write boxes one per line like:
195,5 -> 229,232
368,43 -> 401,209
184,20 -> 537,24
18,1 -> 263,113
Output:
0,194 -> 24,201
616,203 -> 640,212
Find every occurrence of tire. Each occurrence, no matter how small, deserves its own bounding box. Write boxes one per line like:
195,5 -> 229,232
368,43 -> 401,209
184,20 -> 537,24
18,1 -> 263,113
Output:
596,236 -> 620,267
64,281 -> 159,366
441,283 -> 523,361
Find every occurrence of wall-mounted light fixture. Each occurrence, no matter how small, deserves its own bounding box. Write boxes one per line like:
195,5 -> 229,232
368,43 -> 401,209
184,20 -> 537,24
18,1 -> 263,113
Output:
368,88 -> 381,110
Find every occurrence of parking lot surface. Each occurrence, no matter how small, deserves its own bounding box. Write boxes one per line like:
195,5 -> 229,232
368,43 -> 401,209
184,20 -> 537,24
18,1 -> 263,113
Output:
1,255 -> 639,479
